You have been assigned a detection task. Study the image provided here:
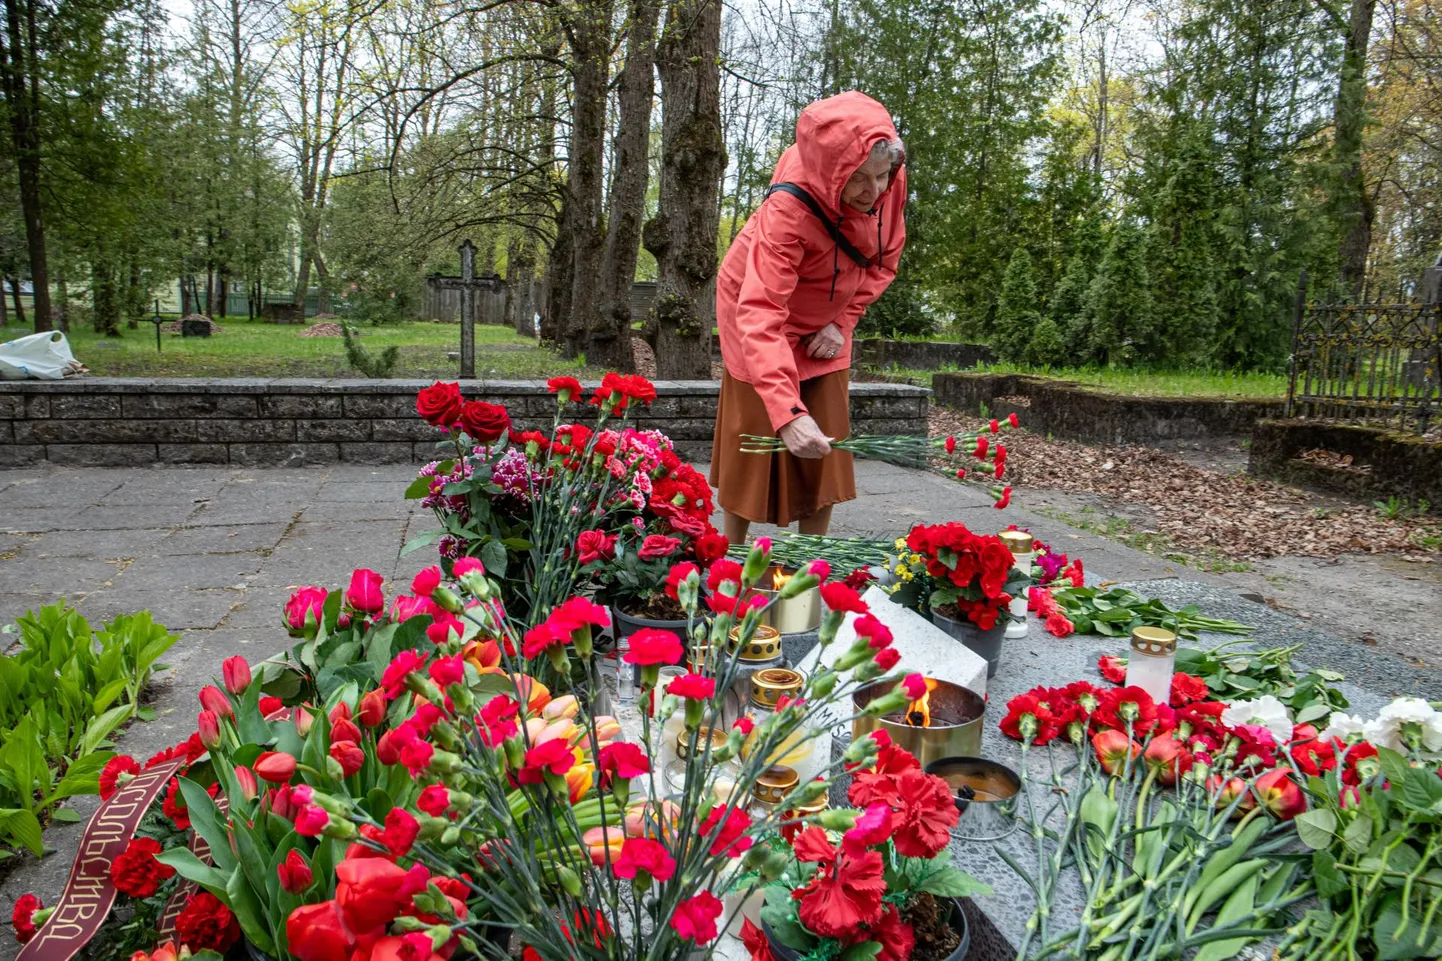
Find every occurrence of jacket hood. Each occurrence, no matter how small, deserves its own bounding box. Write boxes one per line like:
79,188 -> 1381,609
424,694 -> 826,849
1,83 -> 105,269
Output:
778,91 -> 899,217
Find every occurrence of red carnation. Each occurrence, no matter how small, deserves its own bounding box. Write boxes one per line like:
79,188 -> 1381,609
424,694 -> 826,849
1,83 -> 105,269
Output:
873,647 -> 901,671
380,808 -> 420,858
1097,655 -> 1127,684
522,622 -> 569,659
994,486 -> 1012,510
458,400 -> 511,444
548,376 -> 584,401
417,785 -> 451,816
666,673 -> 716,701
1008,412 -> 1020,427
111,837 -> 176,898
1093,686 -> 1158,735
705,559 -> 743,594
1169,672 -> 1210,706
175,891 -> 240,953
622,628 -> 683,667
890,770 -> 959,858
598,742 -> 650,780
694,533 -> 729,563
698,805 -> 753,858
819,581 -> 868,614
416,381 -> 464,427
612,837 -> 676,883
1044,612 -> 1073,637
670,891 -> 723,943
518,739 -> 575,785
664,561 -> 698,601
974,436 -> 989,459
11,894 -> 42,944
99,755 -> 139,800
791,828 -> 886,938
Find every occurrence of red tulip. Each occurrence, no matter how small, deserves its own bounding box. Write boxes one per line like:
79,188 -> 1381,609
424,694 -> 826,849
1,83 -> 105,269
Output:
1206,774 -> 1256,815
1254,769 -> 1306,821
197,710 -> 222,749
277,849 -> 314,893
1092,730 -> 1141,775
234,766 -> 258,802
357,690 -> 386,728
199,685 -> 233,719
286,901 -> 353,961
254,751 -> 297,784
221,656 -> 252,695
329,701 -> 352,724
330,741 -> 365,778
376,729 -> 402,766
295,706 -> 315,737
1141,734 -> 1192,786
330,718 -> 362,744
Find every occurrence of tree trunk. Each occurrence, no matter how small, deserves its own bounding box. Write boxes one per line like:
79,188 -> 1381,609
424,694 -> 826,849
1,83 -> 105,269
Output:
643,0 -> 725,379
561,0 -> 613,360
0,277 -> 8,326
1333,0 -> 1375,294
9,277 -> 23,325
542,195 -> 575,345
205,262 -> 215,318
55,273 -> 66,332
592,0 -> 661,370
91,258 -> 120,336
1,0 -> 50,331
507,239 -> 538,337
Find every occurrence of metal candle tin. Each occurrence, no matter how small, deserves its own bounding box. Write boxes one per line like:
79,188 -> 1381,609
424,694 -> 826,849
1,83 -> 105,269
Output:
744,565 -> 822,634
852,678 -> 986,769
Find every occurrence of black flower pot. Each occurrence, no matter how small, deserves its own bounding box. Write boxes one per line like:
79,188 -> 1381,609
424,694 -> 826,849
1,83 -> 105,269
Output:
931,610 -> 1004,679
763,898 -> 971,961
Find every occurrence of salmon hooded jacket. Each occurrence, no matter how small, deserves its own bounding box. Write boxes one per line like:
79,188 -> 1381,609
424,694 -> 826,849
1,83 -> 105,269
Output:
716,91 -> 907,432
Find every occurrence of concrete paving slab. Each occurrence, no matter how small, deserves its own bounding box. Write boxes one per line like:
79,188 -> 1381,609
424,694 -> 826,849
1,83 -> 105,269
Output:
77,587 -> 241,631
19,527 -> 169,559
112,551 -> 266,591
155,522 -> 290,555
1,507 -> 94,532
300,499 -> 417,522
315,478 -> 414,502
185,500 -> 313,526
74,503 -> 199,530
0,556 -> 126,594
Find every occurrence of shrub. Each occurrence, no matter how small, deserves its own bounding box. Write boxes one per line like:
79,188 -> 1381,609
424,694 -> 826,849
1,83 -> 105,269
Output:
339,324 -> 401,378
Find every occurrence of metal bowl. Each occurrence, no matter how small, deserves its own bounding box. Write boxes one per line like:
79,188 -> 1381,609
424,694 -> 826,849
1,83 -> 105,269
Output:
924,756 -> 1021,841
851,678 -> 985,768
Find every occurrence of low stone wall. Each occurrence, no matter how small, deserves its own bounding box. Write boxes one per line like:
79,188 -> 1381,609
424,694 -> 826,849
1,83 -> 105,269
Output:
1248,419 -> 1442,506
933,372 -> 1282,445
0,378 -> 931,468
855,339 -> 994,371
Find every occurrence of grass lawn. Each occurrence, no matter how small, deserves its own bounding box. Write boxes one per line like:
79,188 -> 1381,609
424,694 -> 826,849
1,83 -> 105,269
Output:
866,361 -> 1288,399
0,318 -> 600,380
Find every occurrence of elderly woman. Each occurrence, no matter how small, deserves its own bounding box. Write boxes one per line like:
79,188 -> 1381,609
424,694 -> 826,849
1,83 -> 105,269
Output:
710,91 -> 907,544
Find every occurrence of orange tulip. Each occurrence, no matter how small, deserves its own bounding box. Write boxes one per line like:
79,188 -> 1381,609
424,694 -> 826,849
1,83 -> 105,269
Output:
512,674 -> 551,713
566,765 -> 594,803
543,695 -> 579,721
582,825 -> 625,864
463,639 -> 502,673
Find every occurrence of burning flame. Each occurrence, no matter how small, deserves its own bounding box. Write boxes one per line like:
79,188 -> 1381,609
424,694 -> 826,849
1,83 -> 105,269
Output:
905,677 -> 939,727
772,567 -> 792,591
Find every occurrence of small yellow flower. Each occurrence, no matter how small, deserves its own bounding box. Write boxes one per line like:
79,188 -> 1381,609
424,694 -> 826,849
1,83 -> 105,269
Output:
908,553 -> 923,566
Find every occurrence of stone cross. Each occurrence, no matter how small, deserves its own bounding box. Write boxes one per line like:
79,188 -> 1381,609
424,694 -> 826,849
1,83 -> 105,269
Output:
429,240 -> 502,378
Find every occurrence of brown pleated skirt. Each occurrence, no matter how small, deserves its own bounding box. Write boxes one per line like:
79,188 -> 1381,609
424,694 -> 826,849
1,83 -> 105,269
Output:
709,369 -> 856,526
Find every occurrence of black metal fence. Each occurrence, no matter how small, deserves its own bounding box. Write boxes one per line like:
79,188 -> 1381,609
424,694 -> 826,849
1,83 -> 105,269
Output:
1285,261 -> 1442,433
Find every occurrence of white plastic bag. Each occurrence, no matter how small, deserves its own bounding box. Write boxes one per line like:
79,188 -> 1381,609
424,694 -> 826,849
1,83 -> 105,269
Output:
0,331 -> 85,380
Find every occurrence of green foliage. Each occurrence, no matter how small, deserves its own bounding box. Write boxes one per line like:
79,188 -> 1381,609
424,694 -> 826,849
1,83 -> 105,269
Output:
1049,251 -> 1094,356
992,248 -> 1042,362
858,275 -> 934,338
1025,314 -> 1067,366
0,602 -> 177,856
339,324 -> 402,378
1083,219 -> 1154,366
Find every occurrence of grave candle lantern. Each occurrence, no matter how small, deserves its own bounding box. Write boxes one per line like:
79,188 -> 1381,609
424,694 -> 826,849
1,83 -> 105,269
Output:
1124,626 -> 1177,706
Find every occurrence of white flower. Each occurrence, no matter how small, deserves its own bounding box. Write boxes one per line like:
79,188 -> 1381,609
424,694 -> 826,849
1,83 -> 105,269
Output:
1221,695 -> 1294,743
1320,712 -> 1367,742
1366,697 -> 1442,755
1362,716 -> 1405,752
1377,696 -> 1437,725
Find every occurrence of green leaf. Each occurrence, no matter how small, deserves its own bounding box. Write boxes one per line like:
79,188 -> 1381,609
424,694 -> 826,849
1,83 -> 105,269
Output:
1313,850 -> 1347,899
1377,748 -> 1413,792
839,943 -> 883,961
0,809 -> 43,855
916,865 -> 993,898
177,777 -> 237,872
1295,702 -> 1332,724
404,475 -> 433,499
50,808 -> 82,823
78,703 -> 134,754
225,863 -> 276,956
47,751 -> 114,803
155,847 -> 231,899
1343,812 -> 1375,855
471,673 -> 518,697
480,539 -> 508,577
1374,893 -> 1441,959
1401,765 -> 1442,811
1294,809 -> 1337,850
92,678 -> 130,714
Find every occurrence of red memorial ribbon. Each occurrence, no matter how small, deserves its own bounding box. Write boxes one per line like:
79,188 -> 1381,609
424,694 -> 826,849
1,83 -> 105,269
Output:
17,760 -> 184,961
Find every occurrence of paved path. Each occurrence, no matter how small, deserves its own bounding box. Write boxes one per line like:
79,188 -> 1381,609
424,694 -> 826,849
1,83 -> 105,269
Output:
0,459 -> 1433,957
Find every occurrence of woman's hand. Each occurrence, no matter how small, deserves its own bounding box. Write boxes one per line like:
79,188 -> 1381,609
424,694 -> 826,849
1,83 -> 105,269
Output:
805,323 -> 845,361
778,415 -> 832,459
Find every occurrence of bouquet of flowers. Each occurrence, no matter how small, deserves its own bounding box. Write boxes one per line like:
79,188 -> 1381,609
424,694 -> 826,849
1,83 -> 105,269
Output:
407,374 -> 721,626
995,660 -> 1374,960
266,541 -> 924,961
885,522 -> 1029,630
741,737 -> 988,961
740,415 -> 1019,509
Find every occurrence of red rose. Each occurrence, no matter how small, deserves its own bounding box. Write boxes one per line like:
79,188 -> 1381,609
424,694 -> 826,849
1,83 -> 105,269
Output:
670,891 -> 723,943
11,893 -> 42,944
575,529 -> 618,565
1169,672 -> 1210,706
345,568 -> 385,615
111,836 -> 176,898
285,586 -> 329,636
1097,655 -> 1127,684
693,532 -> 729,562
99,755 -> 139,800
638,534 -> 682,560
415,381 -> 464,428
286,901 -> 355,961
622,628 -> 683,667
1044,612 -> 1074,637
458,400 -> 511,444
175,891 -> 240,953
